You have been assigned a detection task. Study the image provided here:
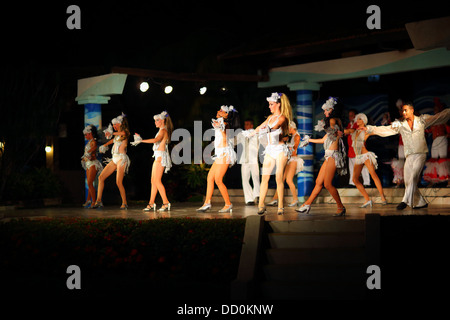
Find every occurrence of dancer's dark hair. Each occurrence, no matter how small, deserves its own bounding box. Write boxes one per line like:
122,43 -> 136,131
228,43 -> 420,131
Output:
324,102 -> 344,131
225,110 -> 241,130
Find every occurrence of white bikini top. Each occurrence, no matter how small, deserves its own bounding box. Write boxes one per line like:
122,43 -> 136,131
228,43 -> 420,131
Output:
266,114 -> 283,146
152,128 -> 169,152
323,125 -> 340,151
83,139 -> 97,159
212,118 -> 233,149
112,136 -> 126,154
351,130 -> 366,156
84,139 -> 94,154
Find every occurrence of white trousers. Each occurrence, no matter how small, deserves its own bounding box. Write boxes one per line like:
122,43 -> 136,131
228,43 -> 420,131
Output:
431,136 -> 448,159
348,157 -> 370,185
241,163 -> 260,203
402,153 -> 427,208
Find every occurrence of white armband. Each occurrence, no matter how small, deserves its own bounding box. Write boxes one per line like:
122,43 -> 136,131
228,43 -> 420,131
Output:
130,133 -> 142,146
258,126 -> 269,135
241,129 -> 255,138
99,145 -> 109,153
299,135 -> 310,148
314,120 -> 325,132
104,124 -> 113,139
211,118 -> 225,131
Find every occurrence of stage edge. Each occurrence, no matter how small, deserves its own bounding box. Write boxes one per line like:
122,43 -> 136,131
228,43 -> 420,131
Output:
230,215 -> 264,300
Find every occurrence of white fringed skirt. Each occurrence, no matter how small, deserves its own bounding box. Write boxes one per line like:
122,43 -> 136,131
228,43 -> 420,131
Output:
355,151 -> 378,169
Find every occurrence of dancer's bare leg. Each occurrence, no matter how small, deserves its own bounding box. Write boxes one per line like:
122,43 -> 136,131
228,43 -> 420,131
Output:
258,155 -> 276,209
115,160 -> 127,207
96,161 -> 116,203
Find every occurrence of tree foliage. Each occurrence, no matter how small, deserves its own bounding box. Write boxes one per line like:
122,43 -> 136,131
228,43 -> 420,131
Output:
0,63 -> 61,201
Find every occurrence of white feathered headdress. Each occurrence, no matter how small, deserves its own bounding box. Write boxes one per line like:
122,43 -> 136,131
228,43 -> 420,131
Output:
220,105 -> 235,113
112,112 -> 126,124
266,92 -> 282,102
321,97 -> 338,111
83,124 -> 93,135
154,110 -> 169,120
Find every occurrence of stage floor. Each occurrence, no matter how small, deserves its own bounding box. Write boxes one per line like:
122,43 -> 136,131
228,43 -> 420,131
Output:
1,201 -> 449,222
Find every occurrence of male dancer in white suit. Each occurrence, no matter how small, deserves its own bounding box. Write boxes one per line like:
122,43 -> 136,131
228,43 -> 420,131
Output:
363,102 -> 450,210
237,119 -> 261,205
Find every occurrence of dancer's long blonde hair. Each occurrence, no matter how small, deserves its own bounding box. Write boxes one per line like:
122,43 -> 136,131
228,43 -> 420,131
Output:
119,118 -> 130,141
164,115 -> 174,144
279,94 -> 293,137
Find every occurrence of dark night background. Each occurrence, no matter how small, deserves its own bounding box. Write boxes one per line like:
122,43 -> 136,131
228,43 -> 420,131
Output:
1,1 -> 449,204
1,1 -> 450,305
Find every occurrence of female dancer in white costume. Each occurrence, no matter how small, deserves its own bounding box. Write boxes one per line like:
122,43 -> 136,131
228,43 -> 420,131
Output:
132,111 -> 173,212
93,113 -> 130,209
197,105 -> 239,213
246,92 -> 292,215
81,124 -> 103,208
344,113 -> 387,207
296,97 -> 347,216
268,121 -> 303,207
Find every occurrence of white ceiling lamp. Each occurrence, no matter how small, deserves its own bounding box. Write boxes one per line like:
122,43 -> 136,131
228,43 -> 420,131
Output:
139,81 -> 149,92
164,85 -> 173,94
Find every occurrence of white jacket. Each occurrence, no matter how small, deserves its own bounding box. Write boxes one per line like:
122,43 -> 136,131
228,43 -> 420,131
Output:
367,108 -> 450,158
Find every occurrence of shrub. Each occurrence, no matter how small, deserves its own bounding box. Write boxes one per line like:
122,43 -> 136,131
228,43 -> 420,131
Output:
0,217 -> 245,299
4,167 -> 62,201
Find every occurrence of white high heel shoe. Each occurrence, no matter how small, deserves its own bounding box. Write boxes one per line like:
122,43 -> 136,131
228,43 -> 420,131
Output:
288,200 -> 300,207
196,203 -> 211,212
257,206 -> 267,215
267,200 -> 278,206
296,204 -> 311,214
82,200 -> 91,208
218,204 -> 233,213
158,203 -> 171,212
143,203 -> 156,211
91,201 -> 104,209
360,200 -> 373,208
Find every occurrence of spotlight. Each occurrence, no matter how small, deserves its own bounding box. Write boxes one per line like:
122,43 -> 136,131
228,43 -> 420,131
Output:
140,81 -> 149,92
45,145 -> 52,153
220,86 -> 228,93
164,85 -> 173,94
199,86 -> 207,95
